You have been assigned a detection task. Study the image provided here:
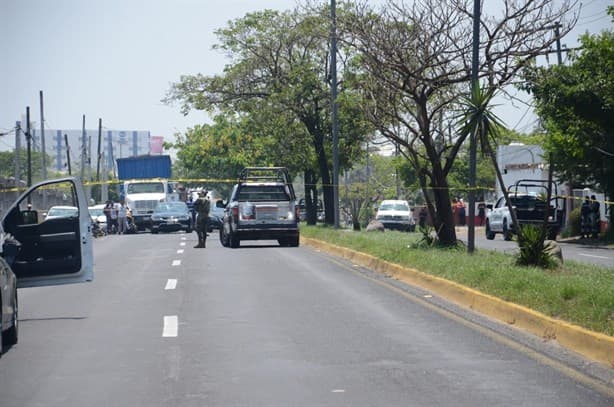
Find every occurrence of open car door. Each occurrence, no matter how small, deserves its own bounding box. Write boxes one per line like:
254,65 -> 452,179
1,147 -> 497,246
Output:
1,177 -> 94,288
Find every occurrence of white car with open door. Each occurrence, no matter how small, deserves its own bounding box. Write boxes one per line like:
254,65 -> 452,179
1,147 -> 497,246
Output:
0,177 -> 94,355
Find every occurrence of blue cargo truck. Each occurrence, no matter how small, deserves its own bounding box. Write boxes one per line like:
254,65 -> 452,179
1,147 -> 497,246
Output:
116,155 -> 179,231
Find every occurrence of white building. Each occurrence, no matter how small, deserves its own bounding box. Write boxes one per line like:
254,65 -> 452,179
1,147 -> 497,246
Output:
495,143 -> 566,197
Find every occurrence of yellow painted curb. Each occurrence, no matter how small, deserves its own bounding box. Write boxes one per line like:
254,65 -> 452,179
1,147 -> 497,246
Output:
302,237 -> 614,368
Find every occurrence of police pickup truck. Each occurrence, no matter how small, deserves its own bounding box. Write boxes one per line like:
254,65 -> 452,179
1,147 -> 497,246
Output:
485,179 -> 565,241
219,167 -> 300,248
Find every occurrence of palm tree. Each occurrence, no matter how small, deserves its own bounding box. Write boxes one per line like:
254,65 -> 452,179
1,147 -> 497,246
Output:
457,84 -> 556,268
457,84 -> 520,243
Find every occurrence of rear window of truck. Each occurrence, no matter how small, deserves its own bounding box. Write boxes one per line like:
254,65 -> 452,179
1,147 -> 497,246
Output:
237,185 -> 290,201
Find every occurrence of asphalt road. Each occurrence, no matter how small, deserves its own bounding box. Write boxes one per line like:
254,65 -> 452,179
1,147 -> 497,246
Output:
458,227 -> 614,268
0,231 -> 612,406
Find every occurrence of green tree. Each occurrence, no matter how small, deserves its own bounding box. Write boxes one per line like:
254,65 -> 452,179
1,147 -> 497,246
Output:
0,149 -> 49,185
168,114 -> 308,197
165,6 -> 371,225
522,27 -> 614,234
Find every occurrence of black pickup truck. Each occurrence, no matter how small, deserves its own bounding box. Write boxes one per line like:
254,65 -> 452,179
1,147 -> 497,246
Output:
219,167 -> 300,248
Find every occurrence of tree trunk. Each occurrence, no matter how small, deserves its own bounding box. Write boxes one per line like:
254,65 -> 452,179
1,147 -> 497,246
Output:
304,169 -> 318,225
430,167 -> 457,245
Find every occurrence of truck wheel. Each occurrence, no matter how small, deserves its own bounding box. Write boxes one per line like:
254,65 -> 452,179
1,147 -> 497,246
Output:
503,220 -> 512,241
290,236 -> 300,247
4,291 -> 18,347
219,228 -> 228,247
229,232 -> 240,248
485,221 -> 495,240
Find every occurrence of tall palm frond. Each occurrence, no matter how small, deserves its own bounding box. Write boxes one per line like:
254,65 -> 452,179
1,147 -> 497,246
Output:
456,83 -> 520,236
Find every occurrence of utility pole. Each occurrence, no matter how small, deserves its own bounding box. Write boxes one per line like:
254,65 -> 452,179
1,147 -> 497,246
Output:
331,0 -> 340,228
39,91 -> 47,180
101,149 -> 108,203
39,91 -> 48,208
96,118 -> 102,181
14,121 -> 21,190
81,115 -> 86,181
87,128 -> 92,202
467,0 -> 481,254
64,134 -> 72,175
26,107 -> 32,187
553,21 -> 572,231
554,22 -> 563,65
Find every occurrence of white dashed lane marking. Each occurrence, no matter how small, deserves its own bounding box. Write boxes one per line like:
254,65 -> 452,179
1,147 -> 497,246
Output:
177,249 -> 184,254
165,279 -> 177,290
180,242 -> 186,247
172,260 -> 181,266
162,316 -> 178,337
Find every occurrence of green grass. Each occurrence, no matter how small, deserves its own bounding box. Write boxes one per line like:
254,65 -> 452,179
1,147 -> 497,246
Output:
301,225 -> 614,336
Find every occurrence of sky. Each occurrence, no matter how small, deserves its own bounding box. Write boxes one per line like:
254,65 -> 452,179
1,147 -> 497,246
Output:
0,0 -> 611,153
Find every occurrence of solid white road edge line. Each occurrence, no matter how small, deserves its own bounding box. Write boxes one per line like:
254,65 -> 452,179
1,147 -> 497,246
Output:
578,253 -> 610,260
165,279 -> 177,290
163,315 -> 178,337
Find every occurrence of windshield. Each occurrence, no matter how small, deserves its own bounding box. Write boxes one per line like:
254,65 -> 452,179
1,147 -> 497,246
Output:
127,182 -> 165,194
154,202 -> 188,213
89,208 -> 104,217
379,203 -> 409,211
46,206 -> 78,218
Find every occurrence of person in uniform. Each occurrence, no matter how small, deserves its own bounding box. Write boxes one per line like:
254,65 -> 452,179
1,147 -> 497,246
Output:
580,196 -> 592,239
193,190 -> 210,248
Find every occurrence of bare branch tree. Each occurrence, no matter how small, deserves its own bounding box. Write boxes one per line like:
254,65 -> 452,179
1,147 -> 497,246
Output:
341,0 -> 578,245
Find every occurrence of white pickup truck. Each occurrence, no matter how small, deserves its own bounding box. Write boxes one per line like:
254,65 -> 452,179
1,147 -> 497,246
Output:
485,179 -> 565,241
219,167 -> 300,248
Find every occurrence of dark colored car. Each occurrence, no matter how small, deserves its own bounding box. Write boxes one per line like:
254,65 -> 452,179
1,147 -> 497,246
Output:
208,203 -> 225,231
149,201 -> 192,234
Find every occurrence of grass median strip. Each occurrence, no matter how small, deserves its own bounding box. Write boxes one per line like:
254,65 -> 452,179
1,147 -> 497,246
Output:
301,225 -> 614,337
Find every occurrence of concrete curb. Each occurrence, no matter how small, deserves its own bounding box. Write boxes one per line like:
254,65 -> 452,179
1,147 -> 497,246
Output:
302,237 -> 614,368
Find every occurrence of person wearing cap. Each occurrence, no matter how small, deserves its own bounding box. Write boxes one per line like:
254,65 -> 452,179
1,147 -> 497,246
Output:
193,190 -> 210,248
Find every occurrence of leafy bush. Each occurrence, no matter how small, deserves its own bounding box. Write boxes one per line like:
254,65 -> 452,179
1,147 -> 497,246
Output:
567,207 -> 581,237
516,224 -> 557,268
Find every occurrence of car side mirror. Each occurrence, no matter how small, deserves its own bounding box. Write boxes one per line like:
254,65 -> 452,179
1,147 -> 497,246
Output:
21,209 -> 39,225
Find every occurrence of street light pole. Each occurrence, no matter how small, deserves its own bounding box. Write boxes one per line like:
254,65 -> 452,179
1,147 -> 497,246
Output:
468,0 -> 480,253
331,0 -> 340,228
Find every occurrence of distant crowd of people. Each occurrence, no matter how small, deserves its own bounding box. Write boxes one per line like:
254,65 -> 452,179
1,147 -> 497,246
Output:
103,199 -> 131,234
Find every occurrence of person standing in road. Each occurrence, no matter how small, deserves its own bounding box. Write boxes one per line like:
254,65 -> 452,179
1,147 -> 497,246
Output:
117,200 -> 129,235
104,200 -> 118,234
477,202 -> 486,226
590,195 -> 600,239
456,198 -> 466,226
580,196 -> 592,239
193,190 -> 210,248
